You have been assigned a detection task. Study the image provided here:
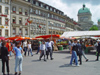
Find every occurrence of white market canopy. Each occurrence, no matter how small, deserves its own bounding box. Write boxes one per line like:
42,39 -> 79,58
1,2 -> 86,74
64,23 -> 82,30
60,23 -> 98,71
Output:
61,31 -> 100,38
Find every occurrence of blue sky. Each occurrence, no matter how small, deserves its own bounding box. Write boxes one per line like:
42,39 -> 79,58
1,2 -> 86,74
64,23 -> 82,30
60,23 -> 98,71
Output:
39,0 -> 100,25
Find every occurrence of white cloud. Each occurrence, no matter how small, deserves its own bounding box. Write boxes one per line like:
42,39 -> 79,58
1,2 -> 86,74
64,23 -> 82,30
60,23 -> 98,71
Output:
40,0 -> 100,25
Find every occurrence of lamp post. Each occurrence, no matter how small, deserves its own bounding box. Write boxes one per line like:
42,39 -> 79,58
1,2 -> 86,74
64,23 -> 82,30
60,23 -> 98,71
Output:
50,22 -> 53,40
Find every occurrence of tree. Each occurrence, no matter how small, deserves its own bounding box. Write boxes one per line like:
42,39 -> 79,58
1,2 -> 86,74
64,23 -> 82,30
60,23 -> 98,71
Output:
89,25 -> 98,31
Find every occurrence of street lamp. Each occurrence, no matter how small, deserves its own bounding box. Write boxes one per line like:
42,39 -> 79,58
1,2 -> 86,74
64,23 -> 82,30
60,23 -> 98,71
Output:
50,22 -> 53,40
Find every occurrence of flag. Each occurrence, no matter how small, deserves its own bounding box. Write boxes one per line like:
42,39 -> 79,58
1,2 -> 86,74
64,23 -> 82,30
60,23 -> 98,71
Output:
39,25 -> 41,28
27,17 -> 32,24
5,19 -> 10,25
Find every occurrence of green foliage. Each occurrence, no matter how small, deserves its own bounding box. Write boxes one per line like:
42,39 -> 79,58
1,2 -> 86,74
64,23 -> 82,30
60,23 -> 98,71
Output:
89,25 -> 98,31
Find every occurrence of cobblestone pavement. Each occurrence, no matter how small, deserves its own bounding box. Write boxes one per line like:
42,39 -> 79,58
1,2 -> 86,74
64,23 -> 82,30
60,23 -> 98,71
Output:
0,50 -> 100,75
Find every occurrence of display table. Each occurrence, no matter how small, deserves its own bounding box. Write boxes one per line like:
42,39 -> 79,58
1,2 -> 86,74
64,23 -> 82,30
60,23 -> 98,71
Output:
85,45 -> 94,54
58,45 -> 63,51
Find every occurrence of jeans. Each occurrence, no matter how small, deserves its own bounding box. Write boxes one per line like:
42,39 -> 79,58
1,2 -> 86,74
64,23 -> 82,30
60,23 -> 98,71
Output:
97,51 -> 100,60
39,50 -> 46,60
82,51 -> 88,60
47,47 -> 53,59
2,60 -> 9,73
70,51 -> 78,65
36,47 -> 40,54
28,48 -> 33,56
24,47 -> 27,56
15,56 -> 23,72
10,51 -> 12,56
79,55 -> 82,64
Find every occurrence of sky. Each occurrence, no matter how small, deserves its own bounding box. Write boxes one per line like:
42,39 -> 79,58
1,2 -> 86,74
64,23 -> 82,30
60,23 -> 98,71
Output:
39,0 -> 100,25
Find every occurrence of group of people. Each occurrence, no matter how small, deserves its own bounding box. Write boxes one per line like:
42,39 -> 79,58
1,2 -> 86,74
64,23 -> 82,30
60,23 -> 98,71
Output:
69,39 -> 100,66
0,40 -> 23,75
0,39 -> 54,75
0,38 -> 100,74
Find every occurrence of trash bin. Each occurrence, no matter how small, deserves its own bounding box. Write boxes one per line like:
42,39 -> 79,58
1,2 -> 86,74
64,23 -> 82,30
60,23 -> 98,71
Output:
58,45 -> 63,50
85,47 -> 88,54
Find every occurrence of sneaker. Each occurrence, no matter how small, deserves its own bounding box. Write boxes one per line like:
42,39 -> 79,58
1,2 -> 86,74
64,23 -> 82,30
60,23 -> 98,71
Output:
76,65 -> 80,67
86,59 -> 89,62
19,73 -> 21,75
44,59 -> 46,61
51,58 -> 54,60
95,59 -> 99,61
31,55 -> 33,56
15,72 -> 17,75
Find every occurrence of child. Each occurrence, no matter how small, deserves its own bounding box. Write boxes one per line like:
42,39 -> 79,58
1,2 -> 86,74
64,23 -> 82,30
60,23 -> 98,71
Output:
39,40 -> 46,61
28,41 -> 33,56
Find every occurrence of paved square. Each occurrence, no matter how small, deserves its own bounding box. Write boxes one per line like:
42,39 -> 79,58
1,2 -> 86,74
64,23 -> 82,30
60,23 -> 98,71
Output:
0,50 -> 100,75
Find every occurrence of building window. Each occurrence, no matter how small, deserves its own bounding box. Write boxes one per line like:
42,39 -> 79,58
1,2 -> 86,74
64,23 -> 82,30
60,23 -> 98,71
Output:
39,10 -> 41,15
41,4 -> 43,8
5,18 -> 9,25
5,30 -> 8,36
25,28 -> 28,35
46,6 -> 49,10
12,17 -> 16,24
48,13 -> 50,17
0,6 -> 2,13
5,7 -> 9,14
19,8 -> 22,14
36,10 -> 38,14
0,17 -> 2,25
12,6 -> 16,13
19,18 -> 22,25
0,29 -> 2,36
50,8 -> 52,11
54,9 -> 56,12
19,28 -> 22,35
5,0 -> 9,4
13,28 -> 16,35
36,2 -> 39,6
25,9 -> 28,15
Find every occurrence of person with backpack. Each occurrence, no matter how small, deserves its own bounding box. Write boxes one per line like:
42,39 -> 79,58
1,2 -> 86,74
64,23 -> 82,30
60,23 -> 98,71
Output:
13,42 -> 23,75
77,40 -> 83,65
1,41 -> 10,75
95,40 -> 100,61
70,39 -> 79,66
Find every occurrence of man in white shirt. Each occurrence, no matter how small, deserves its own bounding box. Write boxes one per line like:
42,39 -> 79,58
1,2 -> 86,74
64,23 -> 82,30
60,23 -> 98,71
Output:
23,40 -> 28,56
46,39 -> 54,60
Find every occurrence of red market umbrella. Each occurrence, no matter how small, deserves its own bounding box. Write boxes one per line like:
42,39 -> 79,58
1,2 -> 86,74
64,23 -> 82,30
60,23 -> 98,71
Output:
35,34 -> 60,39
5,37 -> 21,40
0,37 -> 5,40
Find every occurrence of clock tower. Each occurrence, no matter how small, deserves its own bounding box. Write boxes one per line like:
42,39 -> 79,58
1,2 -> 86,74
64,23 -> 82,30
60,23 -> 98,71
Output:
77,4 -> 93,30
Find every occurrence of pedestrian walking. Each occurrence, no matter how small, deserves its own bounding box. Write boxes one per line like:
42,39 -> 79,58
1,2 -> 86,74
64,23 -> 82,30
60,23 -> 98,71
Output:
80,41 -> 89,62
95,40 -> 100,61
70,39 -> 79,66
13,42 -> 23,75
23,40 -> 28,56
77,40 -> 83,65
39,40 -> 46,61
36,40 -> 41,54
1,41 -> 10,75
28,41 -> 33,56
46,39 -> 54,60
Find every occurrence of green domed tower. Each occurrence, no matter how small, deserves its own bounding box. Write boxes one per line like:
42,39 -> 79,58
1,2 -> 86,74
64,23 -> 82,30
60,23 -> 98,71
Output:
77,4 -> 93,30
98,19 -> 100,25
